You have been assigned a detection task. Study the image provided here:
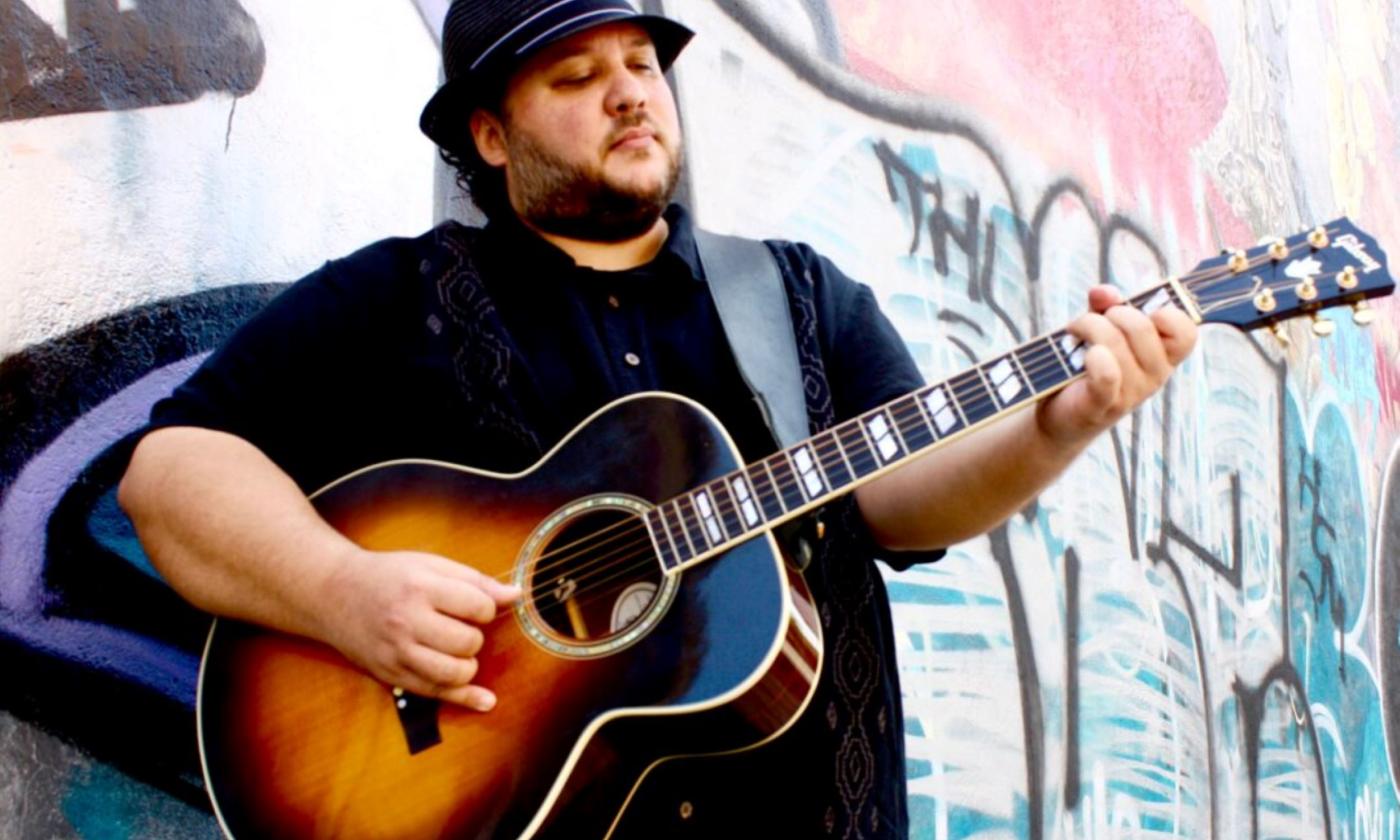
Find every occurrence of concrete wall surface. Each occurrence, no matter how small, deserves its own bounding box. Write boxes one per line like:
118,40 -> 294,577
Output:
3,0 -> 1399,838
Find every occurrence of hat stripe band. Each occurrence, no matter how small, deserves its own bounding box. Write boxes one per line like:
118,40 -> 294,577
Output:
514,9 -> 637,57
469,0 -> 639,71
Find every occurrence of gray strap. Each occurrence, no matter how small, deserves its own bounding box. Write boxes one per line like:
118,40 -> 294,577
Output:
693,230 -> 808,448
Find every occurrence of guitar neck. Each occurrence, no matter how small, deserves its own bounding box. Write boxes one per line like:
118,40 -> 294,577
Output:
644,281 -> 1190,571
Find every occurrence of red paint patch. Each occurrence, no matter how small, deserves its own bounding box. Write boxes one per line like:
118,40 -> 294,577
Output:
827,1 -> 1229,238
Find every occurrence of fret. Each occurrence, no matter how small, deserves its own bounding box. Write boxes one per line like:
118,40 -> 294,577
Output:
837,421 -> 880,478
921,383 -> 965,437
891,394 -> 935,453
647,509 -> 680,571
693,488 -> 728,544
768,454 -> 807,510
788,444 -> 829,500
1044,330 -> 1075,382
676,495 -> 711,553
1019,335 -> 1074,394
951,369 -> 998,425
815,431 -> 854,489
1058,332 -> 1087,372
862,408 -> 906,465
1133,285 -> 1174,313
729,472 -> 766,527
661,501 -> 693,562
749,462 -> 786,520
711,478 -> 746,539
981,355 -> 1031,410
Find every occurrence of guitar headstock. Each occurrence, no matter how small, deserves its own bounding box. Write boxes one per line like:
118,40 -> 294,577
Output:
1177,218 -> 1393,338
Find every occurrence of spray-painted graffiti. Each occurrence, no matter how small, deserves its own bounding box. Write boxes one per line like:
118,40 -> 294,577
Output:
670,2 -> 1400,838
0,0 -> 264,121
3,0 -> 1399,837
0,285 -> 277,833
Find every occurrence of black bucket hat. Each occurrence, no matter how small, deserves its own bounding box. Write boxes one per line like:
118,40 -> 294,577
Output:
420,0 -> 694,151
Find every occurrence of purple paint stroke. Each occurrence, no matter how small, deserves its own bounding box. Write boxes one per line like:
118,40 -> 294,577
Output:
0,354 -> 208,702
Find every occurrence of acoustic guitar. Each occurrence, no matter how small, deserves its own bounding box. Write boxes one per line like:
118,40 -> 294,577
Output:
197,219 -> 1392,838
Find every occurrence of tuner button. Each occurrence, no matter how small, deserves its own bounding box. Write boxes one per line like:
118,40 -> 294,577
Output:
1297,279 -> 1318,301
1255,288 -> 1278,313
1311,314 -> 1336,337
1269,323 -> 1292,348
1338,265 -> 1359,290
1268,238 -> 1289,261
1353,301 -> 1377,326
1309,227 -> 1330,249
1228,249 -> 1249,273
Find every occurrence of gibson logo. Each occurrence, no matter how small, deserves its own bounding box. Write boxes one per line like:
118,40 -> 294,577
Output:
1334,233 -> 1381,273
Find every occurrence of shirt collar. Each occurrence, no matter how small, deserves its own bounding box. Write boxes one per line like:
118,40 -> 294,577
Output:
484,204 -> 705,284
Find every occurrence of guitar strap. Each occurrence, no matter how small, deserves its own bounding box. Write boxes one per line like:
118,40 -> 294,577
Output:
693,230 -> 809,448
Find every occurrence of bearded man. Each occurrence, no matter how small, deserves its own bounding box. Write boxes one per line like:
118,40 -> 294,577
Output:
119,1 -> 1196,837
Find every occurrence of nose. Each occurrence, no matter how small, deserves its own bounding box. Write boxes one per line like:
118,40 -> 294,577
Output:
604,66 -> 647,116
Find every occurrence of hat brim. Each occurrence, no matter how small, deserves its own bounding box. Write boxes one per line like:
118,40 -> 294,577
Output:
420,14 -> 693,152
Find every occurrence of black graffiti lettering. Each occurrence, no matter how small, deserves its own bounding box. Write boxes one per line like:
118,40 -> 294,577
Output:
0,0 -> 265,122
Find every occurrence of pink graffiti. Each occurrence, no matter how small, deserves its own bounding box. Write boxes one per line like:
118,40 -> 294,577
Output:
828,0 -> 1229,237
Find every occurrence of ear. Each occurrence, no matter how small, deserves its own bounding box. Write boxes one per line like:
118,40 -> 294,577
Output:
469,109 -> 509,168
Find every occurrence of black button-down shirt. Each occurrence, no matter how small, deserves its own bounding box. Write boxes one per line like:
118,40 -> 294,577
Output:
150,204 -> 934,838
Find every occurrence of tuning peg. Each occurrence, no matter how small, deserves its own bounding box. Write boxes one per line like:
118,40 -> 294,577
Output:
1337,266 -> 1359,290
1297,278 -> 1319,301
1255,288 -> 1278,313
1309,226 -> 1330,249
1228,249 -> 1249,273
1311,313 -> 1336,337
1268,238 -> 1289,261
1270,323 -> 1292,348
1352,301 -> 1377,326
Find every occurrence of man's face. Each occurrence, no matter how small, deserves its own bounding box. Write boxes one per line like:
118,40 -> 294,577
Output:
472,22 -> 683,241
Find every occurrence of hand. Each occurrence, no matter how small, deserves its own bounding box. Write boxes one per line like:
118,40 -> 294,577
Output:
1035,285 -> 1197,448
317,548 -> 522,711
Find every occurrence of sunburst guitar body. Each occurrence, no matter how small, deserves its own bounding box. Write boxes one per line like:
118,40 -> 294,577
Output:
197,394 -> 823,839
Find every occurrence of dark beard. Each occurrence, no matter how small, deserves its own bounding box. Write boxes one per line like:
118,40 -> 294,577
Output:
504,123 -> 681,243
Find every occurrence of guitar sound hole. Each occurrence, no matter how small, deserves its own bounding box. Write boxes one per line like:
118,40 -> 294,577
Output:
528,508 -> 663,643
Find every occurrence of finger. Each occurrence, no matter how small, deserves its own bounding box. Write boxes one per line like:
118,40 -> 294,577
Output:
423,556 -> 523,607
1103,305 -> 1169,381
439,684 -> 498,713
1087,285 -> 1125,313
415,613 -> 485,658
429,578 -> 499,624
1078,344 -> 1122,416
402,644 -> 479,690
457,564 -> 524,605
1152,307 -> 1198,364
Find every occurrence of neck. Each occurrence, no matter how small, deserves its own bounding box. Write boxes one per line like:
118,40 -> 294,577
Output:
526,216 -> 671,271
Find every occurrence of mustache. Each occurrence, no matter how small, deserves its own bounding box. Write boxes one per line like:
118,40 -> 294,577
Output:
607,113 -> 661,144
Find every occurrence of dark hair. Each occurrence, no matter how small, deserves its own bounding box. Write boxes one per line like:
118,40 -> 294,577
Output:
438,132 -> 511,222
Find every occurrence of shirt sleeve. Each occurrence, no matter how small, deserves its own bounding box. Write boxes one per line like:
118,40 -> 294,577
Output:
145,241 -> 412,492
772,242 -> 945,570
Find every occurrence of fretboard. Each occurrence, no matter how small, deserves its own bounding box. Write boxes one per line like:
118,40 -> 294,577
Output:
644,282 -> 1184,571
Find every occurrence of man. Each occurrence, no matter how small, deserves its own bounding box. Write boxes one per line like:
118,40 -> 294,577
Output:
119,0 -> 1196,836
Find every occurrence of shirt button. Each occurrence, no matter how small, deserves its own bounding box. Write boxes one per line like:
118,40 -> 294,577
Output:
607,294 -> 621,309
679,801 -> 694,820
624,352 -> 641,367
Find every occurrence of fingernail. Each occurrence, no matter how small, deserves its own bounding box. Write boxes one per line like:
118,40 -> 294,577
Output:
474,692 -> 497,712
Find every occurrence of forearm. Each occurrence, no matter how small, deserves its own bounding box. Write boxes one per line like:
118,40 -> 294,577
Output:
855,403 -> 1091,551
118,426 -> 355,641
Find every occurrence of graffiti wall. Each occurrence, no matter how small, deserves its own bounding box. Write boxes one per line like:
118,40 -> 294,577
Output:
2,0 -> 1397,837
661,1 -> 1400,838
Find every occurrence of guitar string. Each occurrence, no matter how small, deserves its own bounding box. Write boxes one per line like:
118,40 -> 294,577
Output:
490,230 -> 1355,600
